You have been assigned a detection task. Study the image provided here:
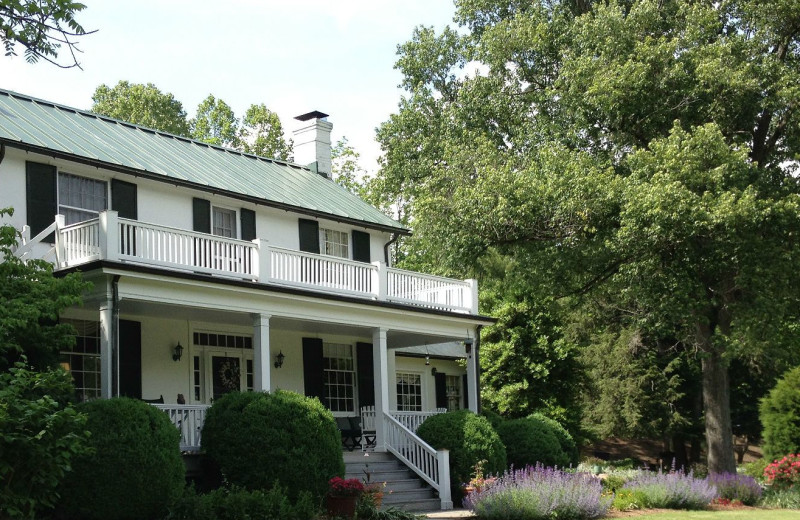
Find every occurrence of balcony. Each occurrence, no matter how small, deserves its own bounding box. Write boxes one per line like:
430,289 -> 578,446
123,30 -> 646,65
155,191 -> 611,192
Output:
17,211 -> 478,314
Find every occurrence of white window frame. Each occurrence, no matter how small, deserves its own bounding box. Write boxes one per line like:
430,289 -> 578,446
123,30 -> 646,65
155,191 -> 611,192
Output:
57,172 -> 108,225
59,319 -> 102,402
211,205 -> 238,238
319,227 -> 349,259
323,342 -> 357,415
396,372 -> 423,412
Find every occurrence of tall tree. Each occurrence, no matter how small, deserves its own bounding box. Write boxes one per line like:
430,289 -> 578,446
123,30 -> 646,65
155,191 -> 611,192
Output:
0,0 -> 93,68
91,81 -> 191,137
377,0 -> 800,473
240,103 -> 292,160
191,95 -> 241,148
331,137 -> 368,196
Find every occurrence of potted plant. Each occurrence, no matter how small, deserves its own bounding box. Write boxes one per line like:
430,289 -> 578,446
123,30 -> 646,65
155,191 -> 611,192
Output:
326,477 -> 364,518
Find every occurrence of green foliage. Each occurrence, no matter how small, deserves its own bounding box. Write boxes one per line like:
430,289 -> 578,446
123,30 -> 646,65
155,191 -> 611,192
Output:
760,486 -> 800,509
201,390 -> 344,502
496,417 -> 568,469
0,359 -> 89,519
376,0 -> 800,475
0,0 -> 92,67
58,397 -> 185,520
612,489 -> 650,511
331,137 -> 369,196
191,94 -> 240,148
741,458 -> 770,483
167,485 -> 317,520
761,366 -> 800,462
240,104 -> 292,160
0,207 -> 89,371
416,410 -> 506,501
529,412 -> 579,466
91,81 -> 191,136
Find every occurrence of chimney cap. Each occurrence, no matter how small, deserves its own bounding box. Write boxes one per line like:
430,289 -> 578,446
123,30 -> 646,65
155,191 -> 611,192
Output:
295,110 -> 329,122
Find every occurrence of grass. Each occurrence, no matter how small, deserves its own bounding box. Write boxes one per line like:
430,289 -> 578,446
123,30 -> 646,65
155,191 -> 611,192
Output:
610,510 -> 800,519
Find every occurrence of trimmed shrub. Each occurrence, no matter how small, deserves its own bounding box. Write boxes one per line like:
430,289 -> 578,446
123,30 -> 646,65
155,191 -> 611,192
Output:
464,464 -> 611,519
620,469 -> 717,509
707,472 -> 762,505
201,390 -> 343,502
529,412 -> 580,466
168,485 -> 316,520
496,417 -> 568,469
760,366 -> 800,462
59,397 -> 185,520
741,457 -> 770,483
417,410 -> 506,502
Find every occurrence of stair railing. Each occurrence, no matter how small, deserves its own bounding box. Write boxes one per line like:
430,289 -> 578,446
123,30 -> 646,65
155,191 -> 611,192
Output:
382,412 -> 453,510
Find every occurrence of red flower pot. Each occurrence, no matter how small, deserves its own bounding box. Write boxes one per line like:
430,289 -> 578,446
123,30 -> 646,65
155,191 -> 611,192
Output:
326,495 -> 358,518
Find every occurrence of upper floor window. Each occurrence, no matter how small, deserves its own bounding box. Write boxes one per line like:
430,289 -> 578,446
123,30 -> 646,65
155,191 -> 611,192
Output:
58,173 -> 107,225
212,206 -> 237,238
320,228 -> 348,258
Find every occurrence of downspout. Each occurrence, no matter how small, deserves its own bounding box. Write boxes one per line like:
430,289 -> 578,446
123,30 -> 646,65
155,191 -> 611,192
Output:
475,324 -> 483,415
383,233 -> 399,267
111,275 -> 121,397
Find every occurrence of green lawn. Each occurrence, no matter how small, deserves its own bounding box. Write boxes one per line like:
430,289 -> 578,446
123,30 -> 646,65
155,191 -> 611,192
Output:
616,510 -> 800,519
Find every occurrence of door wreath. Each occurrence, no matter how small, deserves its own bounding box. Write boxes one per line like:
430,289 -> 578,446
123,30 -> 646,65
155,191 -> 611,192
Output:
218,359 -> 240,390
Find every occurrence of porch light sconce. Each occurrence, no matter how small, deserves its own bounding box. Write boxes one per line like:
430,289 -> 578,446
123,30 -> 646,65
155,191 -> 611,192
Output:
464,338 -> 474,357
431,367 -> 438,376
172,342 -> 183,362
274,350 -> 285,369
425,345 -> 431,366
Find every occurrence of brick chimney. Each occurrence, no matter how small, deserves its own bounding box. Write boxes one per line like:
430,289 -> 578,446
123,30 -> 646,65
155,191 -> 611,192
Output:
293,111 -> 332,179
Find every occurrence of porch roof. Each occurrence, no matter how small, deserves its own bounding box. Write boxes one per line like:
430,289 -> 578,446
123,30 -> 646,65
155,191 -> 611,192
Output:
0,88 -> 407,234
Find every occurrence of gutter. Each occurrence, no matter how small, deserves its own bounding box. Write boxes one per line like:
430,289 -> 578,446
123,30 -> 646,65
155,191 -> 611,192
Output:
383,233 -> 400,266
475,324 -> 483,415
111,275 -> 120,397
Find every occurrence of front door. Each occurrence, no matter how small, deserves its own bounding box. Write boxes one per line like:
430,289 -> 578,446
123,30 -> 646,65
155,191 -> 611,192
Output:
210,355 -> 241,402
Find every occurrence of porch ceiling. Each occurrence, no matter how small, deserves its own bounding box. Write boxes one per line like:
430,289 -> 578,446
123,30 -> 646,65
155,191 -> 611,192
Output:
118,300 -> 465,349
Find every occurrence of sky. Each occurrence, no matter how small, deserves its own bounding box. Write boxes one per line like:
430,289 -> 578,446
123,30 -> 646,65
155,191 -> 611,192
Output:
0,0 -> 456,174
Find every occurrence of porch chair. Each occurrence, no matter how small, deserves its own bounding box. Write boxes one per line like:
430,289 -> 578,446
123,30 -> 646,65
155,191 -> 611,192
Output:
350,416 -> 375,450
336,416 -> 363,451
141,395 -> 164,404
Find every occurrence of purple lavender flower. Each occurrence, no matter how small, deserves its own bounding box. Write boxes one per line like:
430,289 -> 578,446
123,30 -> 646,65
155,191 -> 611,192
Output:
463,464 -> 611,519
622,469 -> 717,509
707,472 -> 763,505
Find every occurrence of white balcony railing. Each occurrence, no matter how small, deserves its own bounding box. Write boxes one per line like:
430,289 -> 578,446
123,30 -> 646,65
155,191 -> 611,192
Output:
391,408 -> 448,433
153,404 -> 209,452
29,211 -> 478,314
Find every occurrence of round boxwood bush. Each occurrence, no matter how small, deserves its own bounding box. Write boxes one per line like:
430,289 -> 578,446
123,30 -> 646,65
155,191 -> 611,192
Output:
497,416 -> 569,469
529,413 -> 579,466
58,397 -> 185,520
761,366 -> 800,462
202,390 -> 344,501
416,410 -> 506,502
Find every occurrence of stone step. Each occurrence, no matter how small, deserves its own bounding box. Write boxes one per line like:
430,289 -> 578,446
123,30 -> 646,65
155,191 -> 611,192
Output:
342,451 -> 395,463
384,497 -> 442,512
383,487 -> 437,504
346,468 -> 414,482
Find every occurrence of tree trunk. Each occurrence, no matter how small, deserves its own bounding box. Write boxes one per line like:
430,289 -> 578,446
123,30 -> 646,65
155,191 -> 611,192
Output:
702,347 -> 737,474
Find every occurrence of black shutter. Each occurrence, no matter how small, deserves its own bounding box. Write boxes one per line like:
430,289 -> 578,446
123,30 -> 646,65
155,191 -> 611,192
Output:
192,198 -> 211,233
240,208 -> 256,241
298,218 -> 320,253
25,161 -> 57,240
463,373 -> 469,410
435,372 -> 447,409
302,337 -> 325,403
119,320 -> 142,399
111,179 -> 138,220
356,342 -> 375,408
352,230 -> 370,263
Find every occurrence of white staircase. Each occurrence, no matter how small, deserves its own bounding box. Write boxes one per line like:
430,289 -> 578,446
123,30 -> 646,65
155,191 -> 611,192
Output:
343,451 -> 441,512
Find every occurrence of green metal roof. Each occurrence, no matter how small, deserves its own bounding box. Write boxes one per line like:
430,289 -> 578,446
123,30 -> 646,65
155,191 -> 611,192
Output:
0,89 -> 408,233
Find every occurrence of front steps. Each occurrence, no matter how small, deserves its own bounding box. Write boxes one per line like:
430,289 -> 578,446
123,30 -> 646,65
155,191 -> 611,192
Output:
343,451 -> 442,512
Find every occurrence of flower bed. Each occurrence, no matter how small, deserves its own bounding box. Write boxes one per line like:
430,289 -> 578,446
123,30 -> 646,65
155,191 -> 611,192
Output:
463,464 -> 611,520
618,469 -> 716,510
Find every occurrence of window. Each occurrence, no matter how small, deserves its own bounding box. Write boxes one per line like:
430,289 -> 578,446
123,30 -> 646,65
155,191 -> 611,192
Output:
446,375 -> 462,411
323,343 -> 355,413
59,320 -> 101,402
320,228 -> 349,258
58,173 -> 107,225
212,207 -> 236,238
396,372 -> 422,411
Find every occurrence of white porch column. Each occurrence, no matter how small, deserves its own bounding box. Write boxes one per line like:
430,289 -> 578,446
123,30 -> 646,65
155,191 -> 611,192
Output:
99,299 -> 114,399
253,314 -> 271,392
466,335 -> 479,413
373,327 -> 390,451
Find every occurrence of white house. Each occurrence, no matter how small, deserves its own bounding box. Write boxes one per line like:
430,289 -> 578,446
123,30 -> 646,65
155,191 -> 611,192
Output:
0,89 -> 494,509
